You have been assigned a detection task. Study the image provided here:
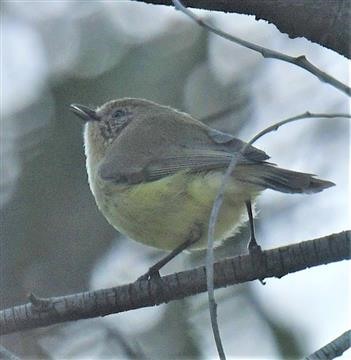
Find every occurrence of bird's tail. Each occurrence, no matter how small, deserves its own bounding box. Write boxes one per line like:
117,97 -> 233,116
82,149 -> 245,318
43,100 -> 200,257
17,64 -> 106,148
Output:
235,164 -> 335,194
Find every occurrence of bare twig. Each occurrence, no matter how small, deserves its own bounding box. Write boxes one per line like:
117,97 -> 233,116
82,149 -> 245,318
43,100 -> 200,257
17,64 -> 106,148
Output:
134,0 -> 351,58
306,330 -> 351,360
172,0 -> 351,97
206,111 -> 350,359
0,231 -> 349,336
249,112 -> 351,144
207,218 -> 226,360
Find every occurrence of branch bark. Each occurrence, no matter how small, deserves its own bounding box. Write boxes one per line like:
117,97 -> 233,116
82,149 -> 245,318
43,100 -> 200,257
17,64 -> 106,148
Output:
306,329 -> 351,360
134,0 -> 351,59
1,231 -> 349,336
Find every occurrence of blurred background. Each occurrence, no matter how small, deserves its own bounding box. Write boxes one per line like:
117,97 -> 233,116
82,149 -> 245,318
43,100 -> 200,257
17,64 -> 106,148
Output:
1,1 -> 350,359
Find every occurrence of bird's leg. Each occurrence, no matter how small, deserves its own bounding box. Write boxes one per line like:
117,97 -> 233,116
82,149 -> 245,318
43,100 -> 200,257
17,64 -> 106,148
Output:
245,200 -> 265,284
137,224 -> 202,281
245,200 -> 262,254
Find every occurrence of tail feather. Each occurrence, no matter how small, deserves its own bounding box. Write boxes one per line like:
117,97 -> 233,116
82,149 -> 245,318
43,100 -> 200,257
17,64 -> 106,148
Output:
236,164 -> 335,194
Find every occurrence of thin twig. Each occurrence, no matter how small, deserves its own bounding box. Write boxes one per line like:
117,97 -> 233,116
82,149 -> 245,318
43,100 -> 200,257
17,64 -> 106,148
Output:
306,330 -> 351,360
207,177 -> 229,358
172,0 -> 351,97
206,112 -> 350,359
0,231 -> 349,336
134,0 -> 351,58
249,112 -> 351,145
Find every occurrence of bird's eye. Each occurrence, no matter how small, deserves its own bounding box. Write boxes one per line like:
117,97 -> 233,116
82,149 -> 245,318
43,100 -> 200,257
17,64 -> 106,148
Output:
112,109 -> 127,118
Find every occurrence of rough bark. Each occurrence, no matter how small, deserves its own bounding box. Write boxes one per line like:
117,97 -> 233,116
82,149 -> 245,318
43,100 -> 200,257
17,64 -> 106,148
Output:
0,231 -> 349,335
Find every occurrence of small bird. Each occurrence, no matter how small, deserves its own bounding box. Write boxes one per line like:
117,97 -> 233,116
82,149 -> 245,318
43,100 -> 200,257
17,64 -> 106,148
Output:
70,98 -> 334,275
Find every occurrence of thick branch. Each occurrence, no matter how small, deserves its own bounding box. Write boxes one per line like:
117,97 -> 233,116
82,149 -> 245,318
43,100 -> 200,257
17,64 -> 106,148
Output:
1,231 -> 349,336
134,0 -> 351,59
306,329 -> 351,360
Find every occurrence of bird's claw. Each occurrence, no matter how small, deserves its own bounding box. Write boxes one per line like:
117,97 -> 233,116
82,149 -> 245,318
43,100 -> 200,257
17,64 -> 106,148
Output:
137,268 -> 162,282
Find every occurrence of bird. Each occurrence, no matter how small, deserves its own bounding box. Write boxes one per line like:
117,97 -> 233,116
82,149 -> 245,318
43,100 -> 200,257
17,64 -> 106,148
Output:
70,98 -> 334,277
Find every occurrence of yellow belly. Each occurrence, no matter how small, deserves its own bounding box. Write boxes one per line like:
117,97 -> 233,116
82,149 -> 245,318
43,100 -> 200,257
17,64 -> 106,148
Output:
94,171 -> 259,250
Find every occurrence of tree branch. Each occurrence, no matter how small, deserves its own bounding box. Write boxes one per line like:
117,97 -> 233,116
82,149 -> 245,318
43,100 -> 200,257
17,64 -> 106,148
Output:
306,329 -> 351,360
133,0 -> 351,59
172,0 -> 350,97
0,231 -> 349,336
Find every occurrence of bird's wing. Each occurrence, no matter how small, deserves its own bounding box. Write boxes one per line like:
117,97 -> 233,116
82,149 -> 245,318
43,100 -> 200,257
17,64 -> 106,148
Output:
142,149 -> 236,182
98,113 -> 270,184
205,127 -> 269,162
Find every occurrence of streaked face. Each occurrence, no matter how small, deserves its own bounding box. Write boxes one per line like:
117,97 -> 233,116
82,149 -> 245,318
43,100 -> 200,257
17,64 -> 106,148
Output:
70,100 -> 135,143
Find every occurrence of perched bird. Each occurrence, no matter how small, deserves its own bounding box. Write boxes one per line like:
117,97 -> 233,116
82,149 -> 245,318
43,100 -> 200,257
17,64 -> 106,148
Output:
70,98 -> 334,274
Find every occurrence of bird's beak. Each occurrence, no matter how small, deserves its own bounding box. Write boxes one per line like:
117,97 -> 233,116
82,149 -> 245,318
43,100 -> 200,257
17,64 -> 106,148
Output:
70,104 -> 99,122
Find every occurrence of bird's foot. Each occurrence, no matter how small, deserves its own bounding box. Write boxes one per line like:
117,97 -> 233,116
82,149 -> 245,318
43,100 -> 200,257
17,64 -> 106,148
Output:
136,265 -> 162,282
247,234 -> 261,254
247,237 -> 266,285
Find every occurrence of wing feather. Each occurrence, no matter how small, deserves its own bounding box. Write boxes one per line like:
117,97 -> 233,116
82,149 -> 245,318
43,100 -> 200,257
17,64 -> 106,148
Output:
98,112 -> 270,184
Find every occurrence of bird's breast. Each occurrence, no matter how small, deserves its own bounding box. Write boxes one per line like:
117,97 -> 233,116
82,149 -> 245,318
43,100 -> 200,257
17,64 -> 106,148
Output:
91,170 -> 256,250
